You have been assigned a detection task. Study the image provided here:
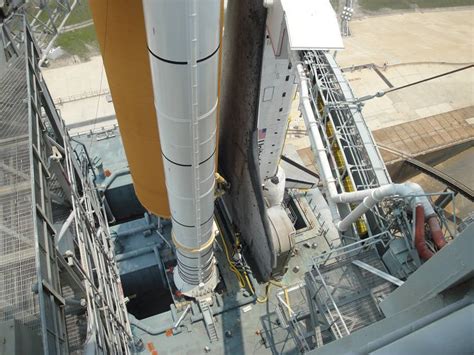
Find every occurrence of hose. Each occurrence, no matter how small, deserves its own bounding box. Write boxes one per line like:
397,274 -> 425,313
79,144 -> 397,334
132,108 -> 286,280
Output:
243,272 -> 255,295
427,216 -> 447,250
256,280 -> 284,303
414,204 -> 434,260
284,287 -> 292,315
217,231 -> 245,288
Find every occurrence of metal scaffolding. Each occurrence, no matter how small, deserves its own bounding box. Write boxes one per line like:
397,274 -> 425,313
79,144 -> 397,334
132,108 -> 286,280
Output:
21,0 -> 77,64
305,238 -> 395,344
286,50 -> 462,351
0,16 -> 131,354
301,50 -> 393,240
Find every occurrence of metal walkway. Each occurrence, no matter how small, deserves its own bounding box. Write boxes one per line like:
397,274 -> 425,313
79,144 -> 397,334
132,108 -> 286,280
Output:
305,238 -> 395,344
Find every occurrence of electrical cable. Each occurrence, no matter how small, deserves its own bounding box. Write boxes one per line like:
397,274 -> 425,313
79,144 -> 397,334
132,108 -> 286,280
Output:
358,64 -> 474,103
284,287 -> 292,315
256,280 -> 284,304
88,0 -> 109,150
216,221 -> 283,301
385,64 -> 473,94
243,272 -> 255,295
217,231 -> 245,288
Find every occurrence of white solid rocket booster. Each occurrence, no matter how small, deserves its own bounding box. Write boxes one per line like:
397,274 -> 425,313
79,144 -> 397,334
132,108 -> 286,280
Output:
142,0 -> 220,296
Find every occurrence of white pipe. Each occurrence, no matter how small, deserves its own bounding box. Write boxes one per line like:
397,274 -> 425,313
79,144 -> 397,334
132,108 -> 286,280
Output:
57,210 -> 74,244
143,0 -> 220,296
295,62 -> 341,224
294,60 -> 436,233
263,0 -> 274,8
337,183 -> 435,232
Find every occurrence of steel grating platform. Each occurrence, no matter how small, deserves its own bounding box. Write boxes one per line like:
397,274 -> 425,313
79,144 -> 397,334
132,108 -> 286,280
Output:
0,55 -> 39,328
307,248 -> 395,340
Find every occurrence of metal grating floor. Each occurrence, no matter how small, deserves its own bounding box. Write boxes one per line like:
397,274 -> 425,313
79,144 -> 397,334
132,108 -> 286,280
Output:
0,56 -> 40,327
314,249 -> 395,336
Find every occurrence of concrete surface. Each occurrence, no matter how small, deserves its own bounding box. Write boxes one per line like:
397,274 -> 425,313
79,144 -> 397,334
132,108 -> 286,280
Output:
338,10 -> 474,67
373,106 -> 474,163
336,9 -> 474,130
42,56 -> 115,126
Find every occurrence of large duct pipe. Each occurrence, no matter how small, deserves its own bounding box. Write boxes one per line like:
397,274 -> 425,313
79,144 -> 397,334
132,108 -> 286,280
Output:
142,0 -> 220,296
336,182 -> 436,232
428,216 -> 447,250
415,204 -> 434,260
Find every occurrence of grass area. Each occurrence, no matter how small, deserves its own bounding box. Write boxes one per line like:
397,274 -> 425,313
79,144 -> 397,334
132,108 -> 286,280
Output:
27,0 -> 91,26
415,0 -> 474,8
36,3 -> 59,24
56,25 -> 98,59
359,0 -> 411,11
65,0 -> 92,26
359,0 -> 474,11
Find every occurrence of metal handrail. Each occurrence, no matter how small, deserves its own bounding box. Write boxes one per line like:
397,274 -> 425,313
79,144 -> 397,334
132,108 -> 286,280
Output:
308,266 -> 350,338
312,231 -> 390,267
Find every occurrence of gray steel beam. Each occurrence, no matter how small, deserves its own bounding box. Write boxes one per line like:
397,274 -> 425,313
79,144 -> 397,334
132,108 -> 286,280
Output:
380,223 -> 474,317
372,304 -> 473,354
352,260 -> 404,287
310,293 -> 473,355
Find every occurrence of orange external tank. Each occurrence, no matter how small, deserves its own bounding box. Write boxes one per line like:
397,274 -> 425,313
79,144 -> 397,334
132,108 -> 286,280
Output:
89,0 -> 170,217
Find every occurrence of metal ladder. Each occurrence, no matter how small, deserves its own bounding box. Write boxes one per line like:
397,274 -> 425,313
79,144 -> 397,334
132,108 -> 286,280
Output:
188,0 -> 203,284
199,299 -> 219,342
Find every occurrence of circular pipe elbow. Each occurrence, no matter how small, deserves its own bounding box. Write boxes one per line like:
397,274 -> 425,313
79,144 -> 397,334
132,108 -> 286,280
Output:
404,182 -> 436,217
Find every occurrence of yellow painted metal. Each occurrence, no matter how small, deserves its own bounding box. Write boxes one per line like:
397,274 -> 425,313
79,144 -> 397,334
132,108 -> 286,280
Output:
89,0 -> 170,217
317,95 -> 324,116
333,147 -> 345,174
326,122 -> 345,174
343,176 -> 369,236
326,121 -> 368,237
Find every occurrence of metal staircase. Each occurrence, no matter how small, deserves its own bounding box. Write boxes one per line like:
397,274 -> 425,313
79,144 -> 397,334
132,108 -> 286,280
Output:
198,299 -> 219,342
306,238 -> 395,342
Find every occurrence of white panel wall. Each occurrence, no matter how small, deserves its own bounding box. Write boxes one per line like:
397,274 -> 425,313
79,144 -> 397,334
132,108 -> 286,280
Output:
257,30 -> 297,182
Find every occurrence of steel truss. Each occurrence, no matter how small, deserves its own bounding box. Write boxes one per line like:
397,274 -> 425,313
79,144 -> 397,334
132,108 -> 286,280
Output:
290,50 -> 459,351
2,0 -> 77,65
0,16 -> 131,354
301,50 -> 394,240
